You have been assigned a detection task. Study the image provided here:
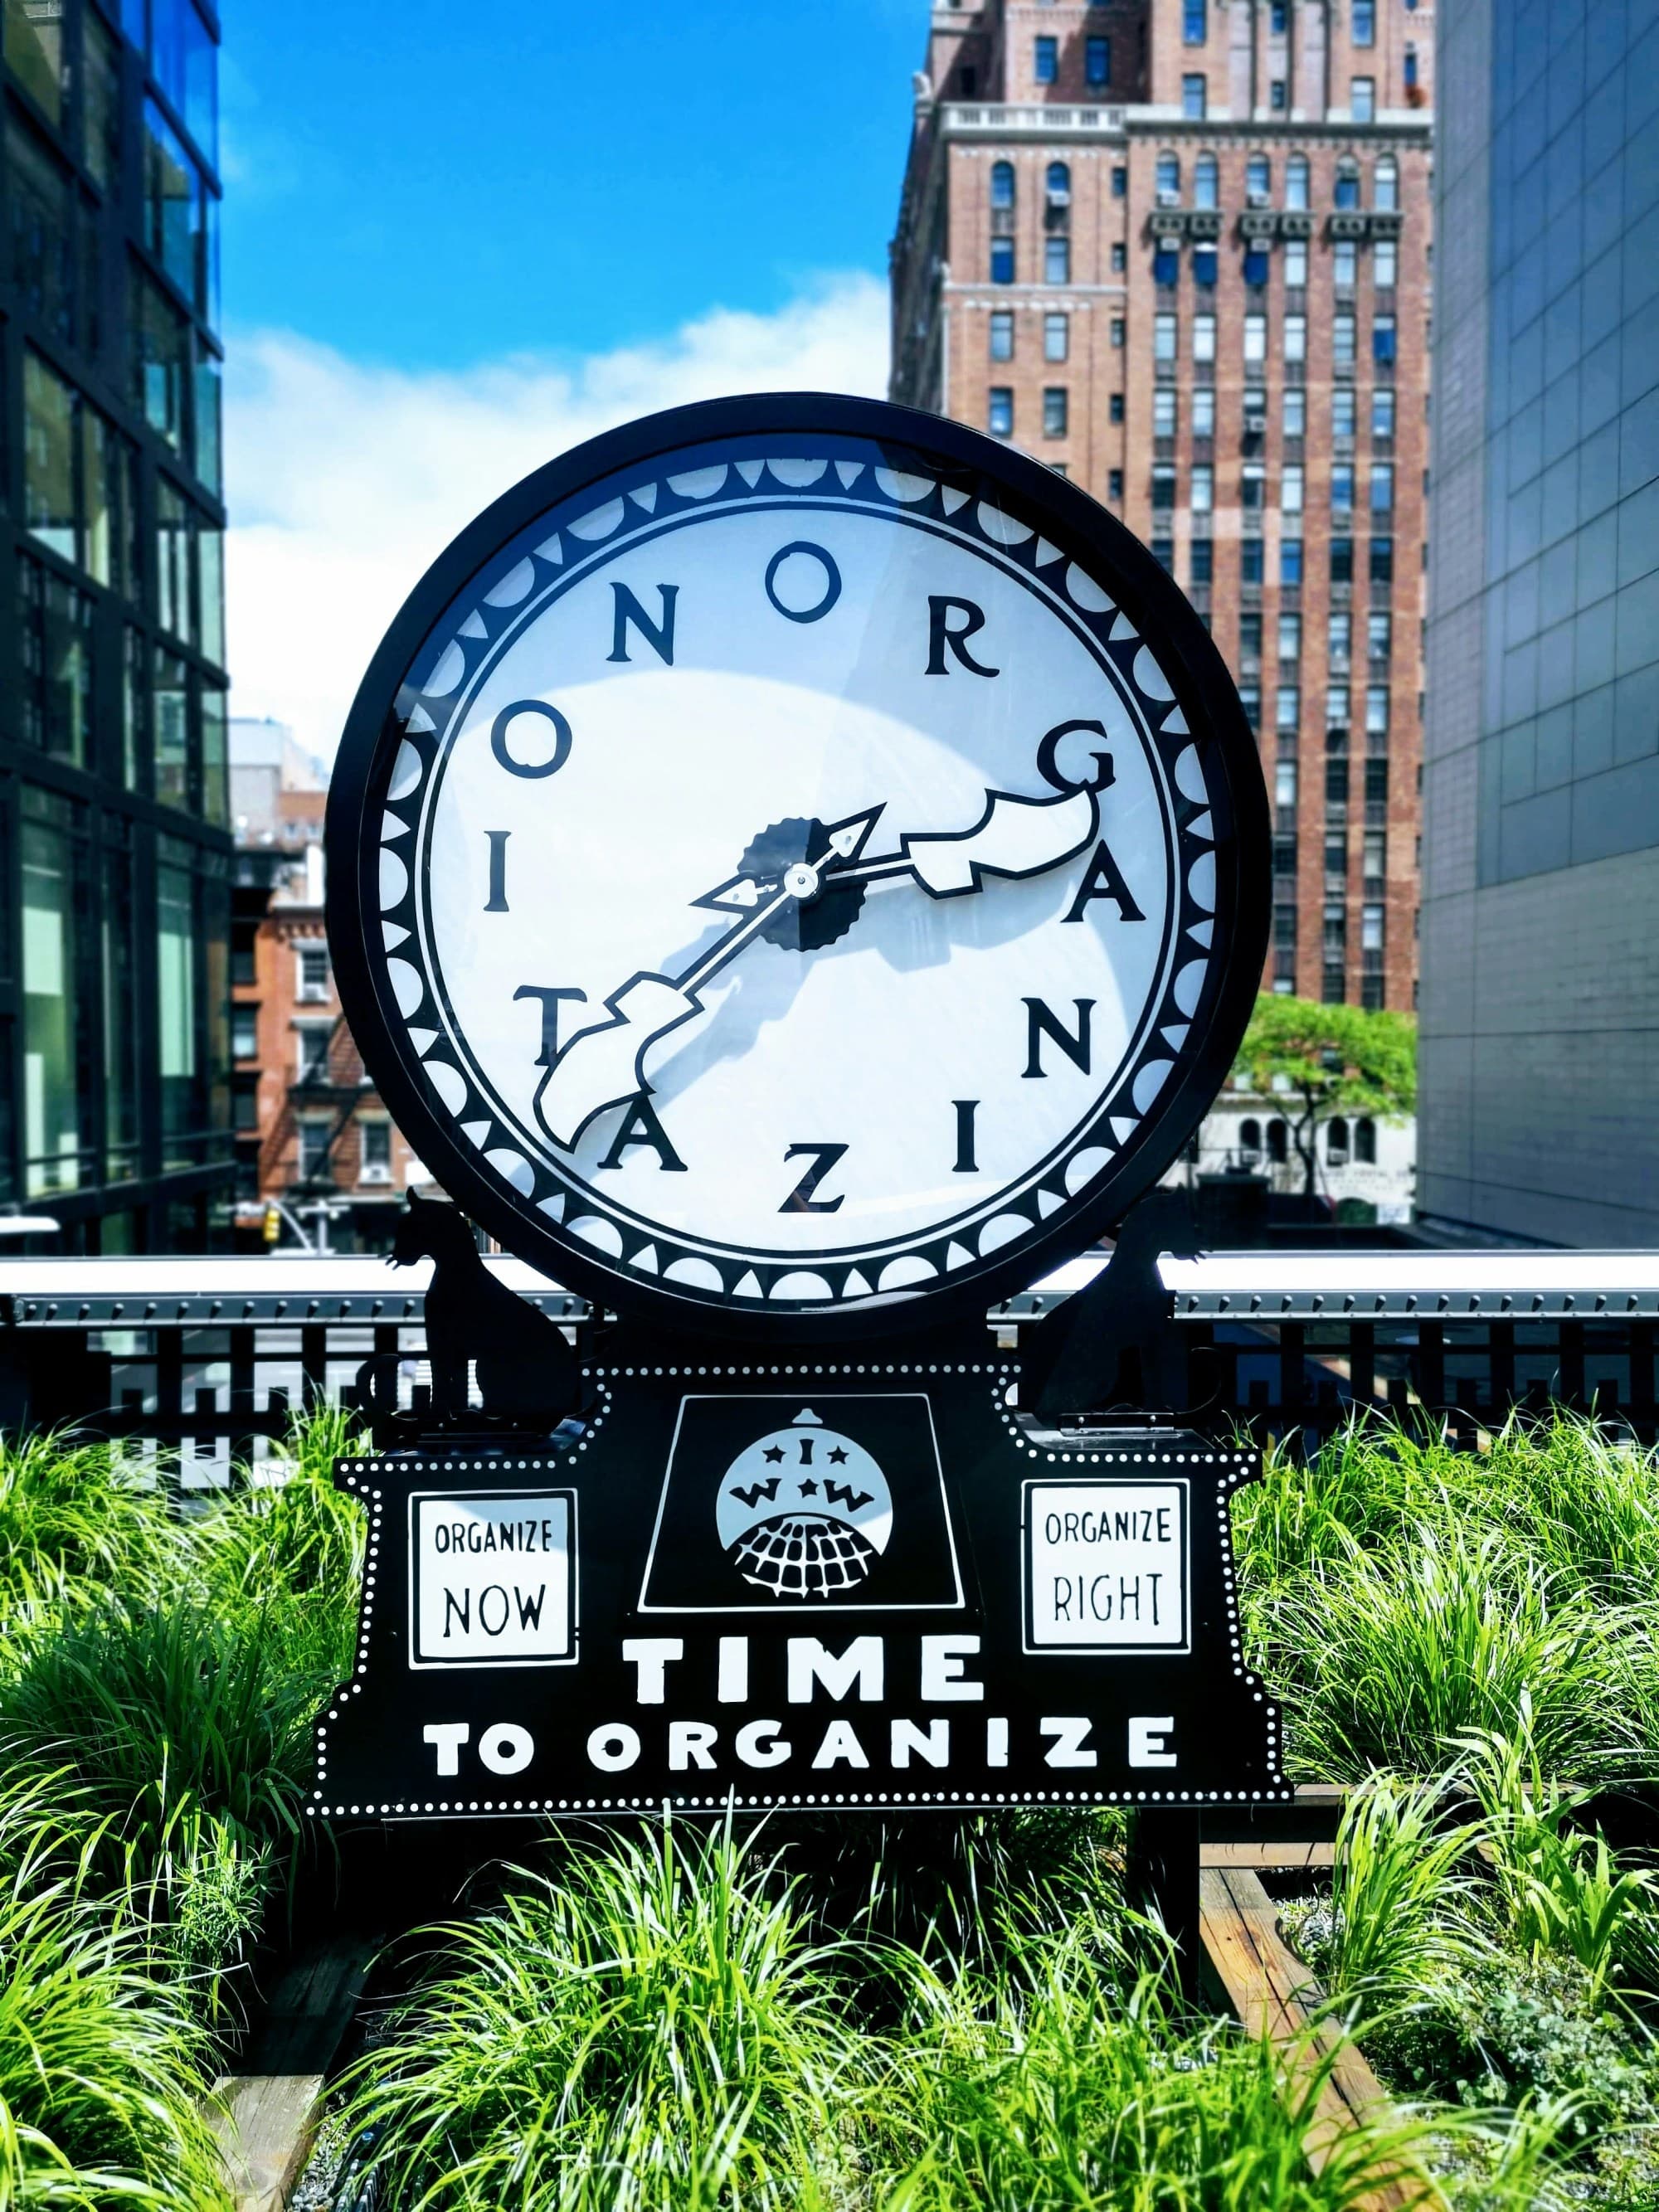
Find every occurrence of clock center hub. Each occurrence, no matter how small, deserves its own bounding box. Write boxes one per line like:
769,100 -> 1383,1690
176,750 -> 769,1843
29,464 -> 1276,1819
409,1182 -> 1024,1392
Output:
781,861 -> 821,902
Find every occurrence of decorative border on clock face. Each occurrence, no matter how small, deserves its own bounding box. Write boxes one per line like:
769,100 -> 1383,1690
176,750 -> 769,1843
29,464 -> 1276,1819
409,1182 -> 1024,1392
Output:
332,396 -> 1267,1336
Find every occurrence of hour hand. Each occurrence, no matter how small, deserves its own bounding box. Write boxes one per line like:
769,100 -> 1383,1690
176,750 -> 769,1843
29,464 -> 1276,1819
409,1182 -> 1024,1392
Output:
693,806 -> 883,915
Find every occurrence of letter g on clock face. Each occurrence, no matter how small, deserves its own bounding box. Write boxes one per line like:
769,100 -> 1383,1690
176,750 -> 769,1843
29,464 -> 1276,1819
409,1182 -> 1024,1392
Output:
327,396 -> 1268,1337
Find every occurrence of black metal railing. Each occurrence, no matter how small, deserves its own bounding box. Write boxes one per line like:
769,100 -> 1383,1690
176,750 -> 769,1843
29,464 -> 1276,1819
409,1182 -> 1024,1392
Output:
1,1250 -> 1655,1480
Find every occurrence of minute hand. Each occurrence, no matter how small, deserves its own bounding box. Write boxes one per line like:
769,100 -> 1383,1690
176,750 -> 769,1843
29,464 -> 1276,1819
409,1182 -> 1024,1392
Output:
839,782 -> 1100,899
531,887 -> 795,1152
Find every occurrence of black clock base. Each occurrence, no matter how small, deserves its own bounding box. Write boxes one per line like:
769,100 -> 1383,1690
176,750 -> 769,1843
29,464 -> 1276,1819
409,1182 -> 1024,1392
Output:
312,1330 -> 1284,1832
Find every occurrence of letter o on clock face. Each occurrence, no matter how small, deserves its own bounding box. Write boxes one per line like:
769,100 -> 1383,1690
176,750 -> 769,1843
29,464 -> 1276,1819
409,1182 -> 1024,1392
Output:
327,395 -> 1268,1339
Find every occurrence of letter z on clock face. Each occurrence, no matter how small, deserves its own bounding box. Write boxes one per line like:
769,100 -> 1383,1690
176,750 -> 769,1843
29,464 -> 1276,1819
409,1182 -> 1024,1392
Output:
328,395 -> 1267,1337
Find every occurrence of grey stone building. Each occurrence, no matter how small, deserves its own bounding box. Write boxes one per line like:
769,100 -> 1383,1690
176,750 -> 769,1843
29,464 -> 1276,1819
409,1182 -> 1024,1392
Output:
1419,0 -> 1659,1244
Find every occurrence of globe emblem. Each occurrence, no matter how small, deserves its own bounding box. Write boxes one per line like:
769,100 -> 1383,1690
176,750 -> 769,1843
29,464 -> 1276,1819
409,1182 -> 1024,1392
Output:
716,1409 -> 894,1599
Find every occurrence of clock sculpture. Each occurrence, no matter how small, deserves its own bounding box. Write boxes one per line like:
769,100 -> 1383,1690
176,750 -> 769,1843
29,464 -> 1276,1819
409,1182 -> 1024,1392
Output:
315,396 -> 1284,1855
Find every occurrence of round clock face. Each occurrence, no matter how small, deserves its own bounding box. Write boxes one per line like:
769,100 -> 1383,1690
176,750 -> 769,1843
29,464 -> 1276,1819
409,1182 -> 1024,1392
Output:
328,395 -> 1267,1338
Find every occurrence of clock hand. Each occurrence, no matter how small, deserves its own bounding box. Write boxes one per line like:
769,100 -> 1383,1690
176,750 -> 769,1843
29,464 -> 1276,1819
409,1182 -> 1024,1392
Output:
698,780 -> 1101,912
535,780 -> 1102,1152
531,882 -> 798,1151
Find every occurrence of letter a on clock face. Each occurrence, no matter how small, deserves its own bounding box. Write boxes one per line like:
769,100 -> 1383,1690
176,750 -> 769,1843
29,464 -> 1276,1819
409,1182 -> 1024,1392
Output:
328,396 -> 1267,1337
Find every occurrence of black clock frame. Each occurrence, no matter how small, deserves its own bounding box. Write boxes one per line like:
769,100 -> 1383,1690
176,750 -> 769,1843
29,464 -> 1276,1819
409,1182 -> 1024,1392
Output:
327,391 -> 1269,1342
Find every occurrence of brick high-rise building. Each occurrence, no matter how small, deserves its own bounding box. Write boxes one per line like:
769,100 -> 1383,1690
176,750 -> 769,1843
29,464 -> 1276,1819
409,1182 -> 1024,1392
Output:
890,0 -> 1433,1010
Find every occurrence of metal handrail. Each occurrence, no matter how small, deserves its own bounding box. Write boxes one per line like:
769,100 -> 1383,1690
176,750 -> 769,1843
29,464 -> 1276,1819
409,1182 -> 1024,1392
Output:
2,1249 -> 1657,1325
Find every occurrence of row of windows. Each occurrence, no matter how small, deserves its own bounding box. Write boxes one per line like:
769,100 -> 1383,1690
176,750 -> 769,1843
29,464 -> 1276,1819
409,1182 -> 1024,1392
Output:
1031,34 -> 1111,86
987,386 -> 1069,440
1151,460 -> 1397,513
9,788 -> 227,1203
1234,1116 -> 1380,1166
1156,536 -> 1398,586
1174,73 -> 1399,121
1188,0 -> 1393,43
8,118 -> 224,490
1151,307 -> 1398,366
1153,236 -> 1398,291
1259,684 -> 1395,733
1153,152 -> 1399,213
15,552 -> 227,817
989,235 -> 1074,284
990,153 -> 1401,221
7,0 -> 219,168
1150,386 -> 1397,440
1252,611 -> 1394,663
22,348 -> 224,650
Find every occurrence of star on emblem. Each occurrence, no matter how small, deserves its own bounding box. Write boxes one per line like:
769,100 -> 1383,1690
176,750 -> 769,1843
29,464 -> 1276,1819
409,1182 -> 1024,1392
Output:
763,1444 -> 786,1463
798,1477 -> 820,1498
828,1446 -> 849,1463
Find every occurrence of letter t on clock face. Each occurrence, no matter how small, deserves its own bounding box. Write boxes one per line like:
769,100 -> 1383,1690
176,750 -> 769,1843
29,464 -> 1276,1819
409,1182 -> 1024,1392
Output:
328,396 -> 1268,1337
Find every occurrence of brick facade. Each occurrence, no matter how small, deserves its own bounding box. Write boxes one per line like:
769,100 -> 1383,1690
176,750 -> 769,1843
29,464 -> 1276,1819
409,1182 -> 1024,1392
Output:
890,0 -> 1433,1011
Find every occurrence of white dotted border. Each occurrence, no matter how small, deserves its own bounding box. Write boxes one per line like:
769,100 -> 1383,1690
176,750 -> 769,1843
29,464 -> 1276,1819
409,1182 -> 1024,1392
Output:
308,1371 -> 1289,1816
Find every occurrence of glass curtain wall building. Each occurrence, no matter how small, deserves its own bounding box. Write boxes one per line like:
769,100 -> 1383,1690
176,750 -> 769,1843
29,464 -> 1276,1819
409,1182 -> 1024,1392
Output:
0,0 -> 231,1249
1420,0 -> 1659,1243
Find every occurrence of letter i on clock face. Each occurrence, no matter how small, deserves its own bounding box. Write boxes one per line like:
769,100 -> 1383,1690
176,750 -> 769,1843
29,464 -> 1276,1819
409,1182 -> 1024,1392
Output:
328,396 -> 1268,1338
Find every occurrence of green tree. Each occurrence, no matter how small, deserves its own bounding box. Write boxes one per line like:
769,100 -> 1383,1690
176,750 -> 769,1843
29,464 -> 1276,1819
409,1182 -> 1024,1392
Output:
1233,995 -> 1416,1200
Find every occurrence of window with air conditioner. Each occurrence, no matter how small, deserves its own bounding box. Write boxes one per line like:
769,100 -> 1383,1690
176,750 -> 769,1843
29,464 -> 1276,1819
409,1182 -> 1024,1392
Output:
295,945 -> 328,1003
359,1119 -> 392,1184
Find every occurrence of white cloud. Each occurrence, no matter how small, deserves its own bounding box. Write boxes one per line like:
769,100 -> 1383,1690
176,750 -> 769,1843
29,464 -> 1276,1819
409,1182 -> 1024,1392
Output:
224,274 -> 891,761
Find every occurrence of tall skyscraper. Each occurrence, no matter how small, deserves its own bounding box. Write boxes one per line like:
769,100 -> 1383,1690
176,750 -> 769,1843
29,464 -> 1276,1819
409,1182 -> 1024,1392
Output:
1418,0 -> 1659,1246
0,0 -> 231,1251
890,0 -> 1433,1012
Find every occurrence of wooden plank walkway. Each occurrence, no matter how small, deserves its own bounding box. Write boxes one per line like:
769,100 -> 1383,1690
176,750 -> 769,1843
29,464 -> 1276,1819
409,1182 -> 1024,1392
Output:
1199,1866 -> 1437,2212
206,1934 -> 377,2212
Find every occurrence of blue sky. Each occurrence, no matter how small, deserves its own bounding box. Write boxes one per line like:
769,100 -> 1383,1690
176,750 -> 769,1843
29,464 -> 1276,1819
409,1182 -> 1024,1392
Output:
224,2 -> 913,753
221,0 -> 920,370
